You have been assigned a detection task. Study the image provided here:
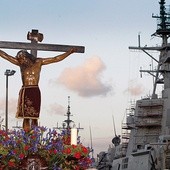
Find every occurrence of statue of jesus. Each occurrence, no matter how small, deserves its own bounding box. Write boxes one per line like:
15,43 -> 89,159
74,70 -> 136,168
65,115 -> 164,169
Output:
0,49 -> 76,131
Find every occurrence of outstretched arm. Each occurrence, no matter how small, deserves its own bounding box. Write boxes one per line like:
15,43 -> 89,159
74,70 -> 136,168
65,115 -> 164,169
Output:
0,49 -> 19,65
41,48 -> 77,65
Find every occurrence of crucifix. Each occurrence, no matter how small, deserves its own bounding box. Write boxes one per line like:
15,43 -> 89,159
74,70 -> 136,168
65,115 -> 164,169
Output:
0,29 -> 85,131
0,29 -> 84,56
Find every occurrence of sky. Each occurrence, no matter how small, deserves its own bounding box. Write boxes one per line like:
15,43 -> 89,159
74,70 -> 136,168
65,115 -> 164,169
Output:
0,0 -> 164,157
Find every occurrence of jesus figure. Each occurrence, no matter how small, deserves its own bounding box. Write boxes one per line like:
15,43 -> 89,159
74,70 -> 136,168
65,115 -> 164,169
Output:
0,48 -> 76,131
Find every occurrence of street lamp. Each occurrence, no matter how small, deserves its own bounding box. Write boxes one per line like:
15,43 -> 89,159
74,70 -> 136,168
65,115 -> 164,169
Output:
4,69 -> 16,132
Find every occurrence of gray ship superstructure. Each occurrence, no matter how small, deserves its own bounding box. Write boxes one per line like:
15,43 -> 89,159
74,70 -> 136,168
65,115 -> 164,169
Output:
96,0 -> 170,169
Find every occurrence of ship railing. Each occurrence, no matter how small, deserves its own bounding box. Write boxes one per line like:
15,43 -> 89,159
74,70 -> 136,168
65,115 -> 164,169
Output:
137,99 -> 164,107
122,123 -> 135,129
135,118 -> 162,127
122,132 -> 130,139
137,112 -> 162,117
122,142 -> 128,148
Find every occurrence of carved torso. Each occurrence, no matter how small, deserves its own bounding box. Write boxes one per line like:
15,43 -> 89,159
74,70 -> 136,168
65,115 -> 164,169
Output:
20,59 -> 42,86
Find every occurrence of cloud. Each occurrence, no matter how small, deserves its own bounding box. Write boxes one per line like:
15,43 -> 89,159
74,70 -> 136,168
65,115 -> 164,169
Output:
56,56 -> 112,97
47,102 -> 66,116
0,98 -> 17,115
124,80 -> 145,96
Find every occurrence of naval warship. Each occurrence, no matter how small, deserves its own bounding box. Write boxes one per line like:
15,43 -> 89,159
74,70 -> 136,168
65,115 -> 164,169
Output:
96,0 -> 170,169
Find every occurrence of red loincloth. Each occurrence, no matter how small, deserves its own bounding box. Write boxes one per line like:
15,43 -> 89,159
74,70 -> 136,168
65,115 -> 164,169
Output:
16,86 -> 41,119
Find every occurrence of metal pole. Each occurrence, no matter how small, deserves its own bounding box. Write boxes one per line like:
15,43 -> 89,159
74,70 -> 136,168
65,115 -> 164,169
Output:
5,74 -> 8,132
4,69 -> 16,132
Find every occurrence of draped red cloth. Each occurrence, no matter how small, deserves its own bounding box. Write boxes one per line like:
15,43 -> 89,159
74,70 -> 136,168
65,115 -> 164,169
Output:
16,86 -> 41,119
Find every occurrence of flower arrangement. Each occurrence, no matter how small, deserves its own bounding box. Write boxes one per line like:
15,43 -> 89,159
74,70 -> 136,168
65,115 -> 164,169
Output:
62,144 -> 92,169
0,126 -> 92,170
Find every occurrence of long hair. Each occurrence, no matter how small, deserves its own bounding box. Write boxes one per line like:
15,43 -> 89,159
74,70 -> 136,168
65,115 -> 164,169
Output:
16,50 -> 36,63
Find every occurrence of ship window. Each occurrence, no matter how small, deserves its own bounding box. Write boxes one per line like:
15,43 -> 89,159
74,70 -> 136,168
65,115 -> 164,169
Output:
122,157 -> 128,169
137,145 -> 142,149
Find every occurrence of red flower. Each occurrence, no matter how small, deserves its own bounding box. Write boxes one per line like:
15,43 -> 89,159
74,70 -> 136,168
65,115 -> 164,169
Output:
72,144 -> 77,149
74,152 -> 81,159
19,153 -> 25,159
49,149 -> 57,154
24,145 -> 30,151
82,146 -> 89,154
63,148 -> 71,154
5,136 -> 9,141
0,130 -> 6,136
8,161 -> 15,167
31,135 -> 36,139
53,149 -> 57,154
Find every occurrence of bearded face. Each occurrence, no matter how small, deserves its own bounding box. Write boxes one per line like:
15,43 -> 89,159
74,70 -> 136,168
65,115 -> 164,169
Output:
17,55 -> 32,67
16,50 -> 35,68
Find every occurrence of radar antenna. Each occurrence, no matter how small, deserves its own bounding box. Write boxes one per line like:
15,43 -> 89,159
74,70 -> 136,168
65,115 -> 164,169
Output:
112,115 -> 121,146
152,0 -> 170,45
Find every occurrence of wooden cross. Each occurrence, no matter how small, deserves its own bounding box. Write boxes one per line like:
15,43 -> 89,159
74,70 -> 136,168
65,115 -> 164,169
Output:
0,29 -> 85,57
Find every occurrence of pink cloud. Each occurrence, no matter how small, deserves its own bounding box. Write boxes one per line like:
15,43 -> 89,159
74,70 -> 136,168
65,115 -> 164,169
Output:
47,102 -> 66,115
124,81 -> 145,96
56,56 -> 112,97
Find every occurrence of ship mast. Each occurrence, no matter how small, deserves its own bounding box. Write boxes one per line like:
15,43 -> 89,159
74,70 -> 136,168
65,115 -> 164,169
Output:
152,0 -> 170,46
54,96 -> 83,134
63,96 -> 74,129
129,0 -> 170,98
